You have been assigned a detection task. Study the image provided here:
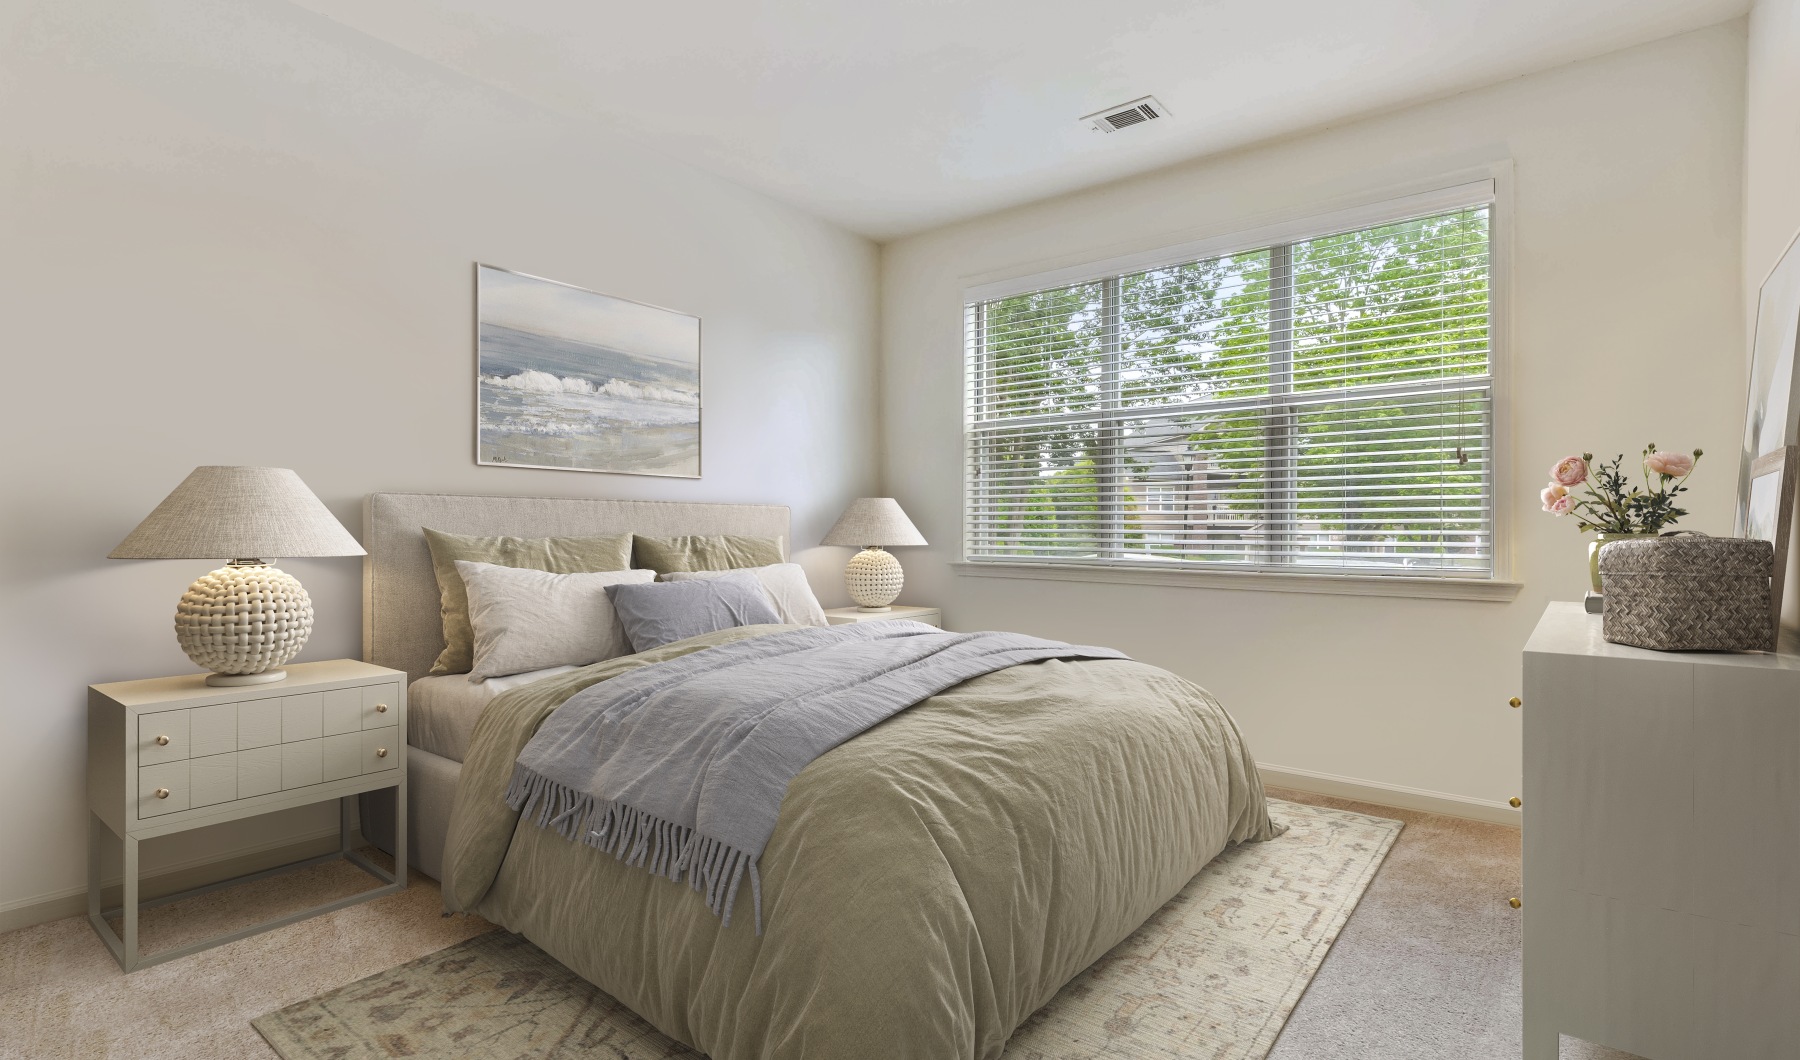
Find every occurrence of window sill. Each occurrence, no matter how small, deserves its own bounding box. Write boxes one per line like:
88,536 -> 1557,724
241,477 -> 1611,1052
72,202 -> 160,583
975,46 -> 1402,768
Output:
950,561 -> 1523,602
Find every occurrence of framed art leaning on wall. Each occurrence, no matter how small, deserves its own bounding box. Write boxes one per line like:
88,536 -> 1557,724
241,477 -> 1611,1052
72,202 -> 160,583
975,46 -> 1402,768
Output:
474,264 -> 702,478
1735,227 -> 1800,630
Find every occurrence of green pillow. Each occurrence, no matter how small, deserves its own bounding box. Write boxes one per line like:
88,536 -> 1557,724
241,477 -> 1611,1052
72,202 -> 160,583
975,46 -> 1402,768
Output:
631,534 -> 785,575
423,527 -> 634,675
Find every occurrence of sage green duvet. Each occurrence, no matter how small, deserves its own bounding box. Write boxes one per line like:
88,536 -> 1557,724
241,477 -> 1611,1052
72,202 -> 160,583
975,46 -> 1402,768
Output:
444,624 -> 1280,1060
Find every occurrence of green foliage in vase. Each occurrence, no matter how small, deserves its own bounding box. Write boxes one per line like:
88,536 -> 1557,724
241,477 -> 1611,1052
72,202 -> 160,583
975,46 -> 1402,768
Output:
1541,445 -> 1702,535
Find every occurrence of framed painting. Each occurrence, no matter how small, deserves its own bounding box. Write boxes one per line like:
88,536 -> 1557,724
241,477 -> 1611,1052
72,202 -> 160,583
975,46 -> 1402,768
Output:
1743,446 -> 1798,642
475,264 -> 701,478
1736,227 -> 1800,633
1736,228 -> 1800,522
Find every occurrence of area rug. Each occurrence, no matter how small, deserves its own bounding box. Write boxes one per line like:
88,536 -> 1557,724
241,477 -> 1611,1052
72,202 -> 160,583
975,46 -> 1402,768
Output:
253,798 -> 1400,1059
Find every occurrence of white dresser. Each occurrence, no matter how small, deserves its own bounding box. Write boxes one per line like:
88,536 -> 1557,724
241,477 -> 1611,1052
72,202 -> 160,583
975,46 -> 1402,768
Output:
1522,602 -> 1800,1059
87,659 -> 407,970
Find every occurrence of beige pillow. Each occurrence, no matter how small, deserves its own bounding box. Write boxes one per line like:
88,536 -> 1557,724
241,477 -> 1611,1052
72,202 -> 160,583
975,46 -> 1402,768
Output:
663,563 -> 829,627
632,534 -> 785,575
457,561 -> 655,680
423,527 -> 634,675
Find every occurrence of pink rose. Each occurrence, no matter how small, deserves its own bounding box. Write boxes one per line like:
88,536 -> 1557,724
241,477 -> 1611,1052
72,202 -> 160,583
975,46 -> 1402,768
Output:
1645,451 -> 1694,478
1540,484 -> 1568,512
1551,455 -> 1589,487
1547,494 -> 1575,516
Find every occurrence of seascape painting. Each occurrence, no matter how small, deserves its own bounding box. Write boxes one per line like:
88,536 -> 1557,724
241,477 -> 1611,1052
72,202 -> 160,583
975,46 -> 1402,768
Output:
476,264 -> 700,477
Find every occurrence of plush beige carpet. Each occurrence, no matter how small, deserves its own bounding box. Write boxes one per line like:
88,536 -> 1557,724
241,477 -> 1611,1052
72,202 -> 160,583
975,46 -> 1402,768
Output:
251,799 -> 1399,1060
0,789 -> 1634,1060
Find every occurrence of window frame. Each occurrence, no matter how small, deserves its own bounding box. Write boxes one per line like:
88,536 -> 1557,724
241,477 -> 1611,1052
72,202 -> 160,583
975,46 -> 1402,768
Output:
956,168 -> 1519,602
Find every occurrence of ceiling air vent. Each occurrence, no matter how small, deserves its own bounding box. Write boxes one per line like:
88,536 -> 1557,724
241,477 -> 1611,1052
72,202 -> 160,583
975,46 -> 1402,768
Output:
1082,96 -> 1169,134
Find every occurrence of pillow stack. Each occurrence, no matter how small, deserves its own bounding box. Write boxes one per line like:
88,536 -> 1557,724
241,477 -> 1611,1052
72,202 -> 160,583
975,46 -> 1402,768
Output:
424,529 -> 823,680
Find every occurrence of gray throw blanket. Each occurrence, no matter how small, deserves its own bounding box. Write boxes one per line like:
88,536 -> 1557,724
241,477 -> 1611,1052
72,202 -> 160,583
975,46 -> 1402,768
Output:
505,621 -> 1128,932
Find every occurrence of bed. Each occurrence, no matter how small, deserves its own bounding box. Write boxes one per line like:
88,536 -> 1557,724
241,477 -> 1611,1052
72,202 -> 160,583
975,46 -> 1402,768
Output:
361,491 -> 1279,1060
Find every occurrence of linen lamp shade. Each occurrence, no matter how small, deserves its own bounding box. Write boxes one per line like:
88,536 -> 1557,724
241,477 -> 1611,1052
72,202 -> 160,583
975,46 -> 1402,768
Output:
110,467 -> 365,685
821,498 -> 926,611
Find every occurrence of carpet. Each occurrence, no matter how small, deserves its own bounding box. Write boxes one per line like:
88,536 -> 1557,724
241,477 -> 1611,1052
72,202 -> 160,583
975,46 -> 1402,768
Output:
252,798 -> 1400,1059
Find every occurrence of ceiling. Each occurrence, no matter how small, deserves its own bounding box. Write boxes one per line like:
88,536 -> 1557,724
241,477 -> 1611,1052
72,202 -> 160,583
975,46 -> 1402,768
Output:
288,0 -> 1749,240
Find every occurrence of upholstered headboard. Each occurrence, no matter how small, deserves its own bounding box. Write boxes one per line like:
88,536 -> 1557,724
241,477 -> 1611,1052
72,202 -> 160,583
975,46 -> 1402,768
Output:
362,492 -> 791,683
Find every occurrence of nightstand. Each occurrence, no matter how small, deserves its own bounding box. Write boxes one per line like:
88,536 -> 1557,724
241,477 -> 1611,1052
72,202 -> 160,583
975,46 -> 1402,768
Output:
87,659 -> 407,971
824,605 -> 943,628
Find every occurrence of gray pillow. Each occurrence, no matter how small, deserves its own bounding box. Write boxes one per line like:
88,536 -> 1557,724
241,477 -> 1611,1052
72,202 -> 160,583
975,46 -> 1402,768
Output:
605,571 -> 783,653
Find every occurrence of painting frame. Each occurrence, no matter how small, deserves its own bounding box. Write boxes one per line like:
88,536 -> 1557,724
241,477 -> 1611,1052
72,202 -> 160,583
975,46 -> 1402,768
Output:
473,263 -> 702,479
1743,445 -> 1797,644
1736,226 -> 1800,528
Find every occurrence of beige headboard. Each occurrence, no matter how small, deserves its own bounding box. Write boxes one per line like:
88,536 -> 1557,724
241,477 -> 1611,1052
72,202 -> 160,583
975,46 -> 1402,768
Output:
363,492 -> 791,683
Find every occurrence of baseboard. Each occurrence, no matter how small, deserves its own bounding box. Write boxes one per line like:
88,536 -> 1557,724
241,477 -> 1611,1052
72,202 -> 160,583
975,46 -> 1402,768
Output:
0,825 -> 362,936
1260,763 -> 1521,827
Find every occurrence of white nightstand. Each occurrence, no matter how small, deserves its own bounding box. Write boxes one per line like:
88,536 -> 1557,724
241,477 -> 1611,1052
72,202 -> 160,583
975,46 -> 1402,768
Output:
87,659 -> 408,971
824,605 -> 943,628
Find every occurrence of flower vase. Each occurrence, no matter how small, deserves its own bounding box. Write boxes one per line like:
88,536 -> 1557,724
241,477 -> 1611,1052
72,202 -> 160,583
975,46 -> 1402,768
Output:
1589,532 -> 1657,594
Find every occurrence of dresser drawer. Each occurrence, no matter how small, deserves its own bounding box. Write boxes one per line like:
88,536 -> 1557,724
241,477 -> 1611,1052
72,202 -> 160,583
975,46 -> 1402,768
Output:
138,761 -> 190,818
362,684 -> 400,729
362,727 -> 399,773
138,710 -> 189,766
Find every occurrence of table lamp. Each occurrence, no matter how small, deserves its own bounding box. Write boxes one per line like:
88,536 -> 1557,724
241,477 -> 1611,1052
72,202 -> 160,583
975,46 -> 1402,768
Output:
108,466 -> 366,686
820,497 -> 927,611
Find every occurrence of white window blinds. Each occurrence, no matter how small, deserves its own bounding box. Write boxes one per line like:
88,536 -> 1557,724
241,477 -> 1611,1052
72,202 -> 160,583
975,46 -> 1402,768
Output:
964,194 -> 1494,578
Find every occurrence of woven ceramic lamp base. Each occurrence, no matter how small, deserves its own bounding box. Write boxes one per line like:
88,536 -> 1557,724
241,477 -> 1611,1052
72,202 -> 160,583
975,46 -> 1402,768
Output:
176,562 -> 314,686
845,547 -> 904,611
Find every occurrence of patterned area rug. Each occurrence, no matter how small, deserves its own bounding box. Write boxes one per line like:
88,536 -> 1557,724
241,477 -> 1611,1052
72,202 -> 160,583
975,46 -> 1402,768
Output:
253,799 -> 1400,1059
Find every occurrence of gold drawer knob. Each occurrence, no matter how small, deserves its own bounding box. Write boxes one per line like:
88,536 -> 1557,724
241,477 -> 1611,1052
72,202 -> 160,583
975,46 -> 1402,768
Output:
376,747 -> 388,758
155,735 -> 170,746
1508,897 -> 1522,909
154,788 -> 170,799
376,703 -> 389,713
1509,797 -> 1522,808
1508,697 -> 1522,709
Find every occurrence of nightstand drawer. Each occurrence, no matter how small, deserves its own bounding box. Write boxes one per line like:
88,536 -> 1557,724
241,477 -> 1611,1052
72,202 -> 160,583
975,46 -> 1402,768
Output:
237,745 -> 281,799
281,739 -> 323,789
190,752 -> 237,807
281,693 -> 324,743
138,761 -> 189,818
362,727 -> 398,773
238,699 -> 282,749
138,710 -> 189,766
322,688 -> 362,736
321,731 -> 362,782
362,684 -> 400,729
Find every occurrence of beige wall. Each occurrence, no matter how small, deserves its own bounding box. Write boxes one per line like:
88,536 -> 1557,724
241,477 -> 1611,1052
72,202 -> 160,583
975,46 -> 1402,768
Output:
0,0 -> 878,918
880,24 -> 1748,808
1746,0 -> 1800,309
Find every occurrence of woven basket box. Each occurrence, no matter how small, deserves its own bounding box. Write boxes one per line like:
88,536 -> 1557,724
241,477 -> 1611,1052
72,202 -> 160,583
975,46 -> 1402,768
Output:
1598,535 -> 1774,652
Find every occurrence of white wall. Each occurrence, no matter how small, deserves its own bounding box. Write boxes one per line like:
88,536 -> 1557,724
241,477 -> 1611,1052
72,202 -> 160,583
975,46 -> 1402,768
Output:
880,23 -> 1747,807
0,0 -> 878,918
1746,0 -> 1800,307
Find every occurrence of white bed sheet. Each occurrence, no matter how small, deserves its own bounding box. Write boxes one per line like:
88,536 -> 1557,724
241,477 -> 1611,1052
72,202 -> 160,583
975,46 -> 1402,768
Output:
408,666 -> 577,762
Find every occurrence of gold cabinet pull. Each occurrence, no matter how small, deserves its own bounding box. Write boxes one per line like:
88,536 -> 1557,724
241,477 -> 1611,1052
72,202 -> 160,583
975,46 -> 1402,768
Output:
1508,897 -> 1522,909
154,788 -> 170,799
1509,697 -> 1522,709
1509,796 -> 1522,808
376,747 -> 388,758
155,735 -> 170,746
376,703 -> 388,713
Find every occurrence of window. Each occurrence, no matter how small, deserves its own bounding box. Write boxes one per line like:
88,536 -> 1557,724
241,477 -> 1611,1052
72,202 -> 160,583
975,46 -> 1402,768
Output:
964,185 -> 1497,581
